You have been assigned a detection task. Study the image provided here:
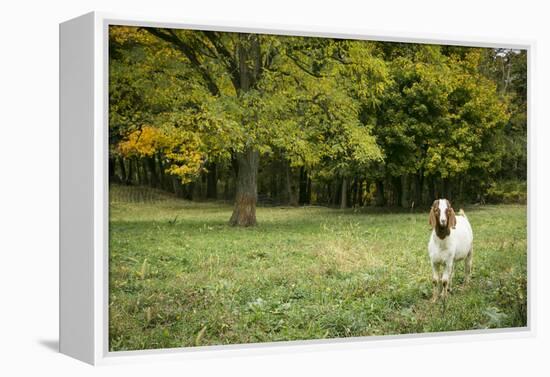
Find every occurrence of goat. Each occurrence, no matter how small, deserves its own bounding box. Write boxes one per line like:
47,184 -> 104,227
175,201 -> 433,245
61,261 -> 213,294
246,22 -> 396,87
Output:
428,199 -> 473,301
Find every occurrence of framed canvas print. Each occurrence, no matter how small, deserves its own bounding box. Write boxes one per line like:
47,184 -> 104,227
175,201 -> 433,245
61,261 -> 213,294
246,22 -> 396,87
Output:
59,12 -> 533,365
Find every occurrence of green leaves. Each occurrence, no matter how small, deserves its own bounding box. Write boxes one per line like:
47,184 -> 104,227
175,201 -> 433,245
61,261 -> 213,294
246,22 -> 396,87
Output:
110,26 -> 518,200
112,27 -> 385,179
373,45 -> 509,181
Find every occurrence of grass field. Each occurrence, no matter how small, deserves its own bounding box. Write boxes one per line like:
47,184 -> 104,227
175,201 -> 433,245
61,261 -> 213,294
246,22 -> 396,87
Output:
108,185 -> 527,351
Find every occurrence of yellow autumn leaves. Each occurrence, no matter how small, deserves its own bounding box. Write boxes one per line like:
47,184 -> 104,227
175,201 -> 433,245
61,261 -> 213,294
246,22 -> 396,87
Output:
118,126 -> 203,183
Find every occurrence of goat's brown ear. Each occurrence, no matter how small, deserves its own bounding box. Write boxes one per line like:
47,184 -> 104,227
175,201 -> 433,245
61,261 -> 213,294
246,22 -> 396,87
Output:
429,200 -> 438,228
448,206 -> 457,229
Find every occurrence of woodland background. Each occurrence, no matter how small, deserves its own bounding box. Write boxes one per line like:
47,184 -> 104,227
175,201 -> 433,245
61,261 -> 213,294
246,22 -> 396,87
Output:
109,26 -> 527,225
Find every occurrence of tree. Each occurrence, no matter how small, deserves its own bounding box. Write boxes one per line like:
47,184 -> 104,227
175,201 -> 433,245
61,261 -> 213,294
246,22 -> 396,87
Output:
138,29 -> 386,223
110,27 -> 240,189
373,45 -> 509,205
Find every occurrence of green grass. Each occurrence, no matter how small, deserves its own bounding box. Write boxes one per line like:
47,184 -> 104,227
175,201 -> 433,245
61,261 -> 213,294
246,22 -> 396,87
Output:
108,185 -> 527,351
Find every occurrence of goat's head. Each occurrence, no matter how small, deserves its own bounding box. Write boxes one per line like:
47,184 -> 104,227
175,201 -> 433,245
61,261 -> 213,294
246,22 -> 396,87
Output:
429,199 -> 456,238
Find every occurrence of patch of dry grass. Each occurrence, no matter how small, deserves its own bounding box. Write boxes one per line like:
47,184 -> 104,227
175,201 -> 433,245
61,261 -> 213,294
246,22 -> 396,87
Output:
109,185 -> 528,351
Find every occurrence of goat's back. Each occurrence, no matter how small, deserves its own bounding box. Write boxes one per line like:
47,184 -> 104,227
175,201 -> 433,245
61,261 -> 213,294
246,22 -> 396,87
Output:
451,215 -> 473,259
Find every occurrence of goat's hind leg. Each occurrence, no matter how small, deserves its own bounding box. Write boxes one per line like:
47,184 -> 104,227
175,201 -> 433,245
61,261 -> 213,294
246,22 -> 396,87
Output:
431,262 -> 441,302
464,246 -> 473,284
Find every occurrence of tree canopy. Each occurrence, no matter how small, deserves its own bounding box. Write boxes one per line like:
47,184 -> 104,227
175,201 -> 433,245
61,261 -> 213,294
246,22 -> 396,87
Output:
109,26 -> 527,224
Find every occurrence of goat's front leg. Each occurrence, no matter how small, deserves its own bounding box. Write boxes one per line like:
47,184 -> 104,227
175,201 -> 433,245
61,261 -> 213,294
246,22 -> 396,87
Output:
431,262 -> 440,302
441,261 -> 454,299
448,264 -> 455,293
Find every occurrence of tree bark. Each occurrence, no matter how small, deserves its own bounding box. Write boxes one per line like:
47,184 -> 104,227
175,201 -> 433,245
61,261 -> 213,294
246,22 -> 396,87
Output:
458,176 -> 464,203
375,180 -> 386,206
157,153 -> 167,190
299,167 -> 308,205
118,156 -> 128,184
358,180 -> 365,207
229,148 -> 259,226
334,179 -> 341,206
403,175 -> 410,208
351,177 -> 359,207
442,177 -> 450,200
109,157 -> 118,183
183,182 -> 194,200
270,168 -> 278,201
172,176 -> 184,197
146,157 -> 159,188
135,158 -> 143,185
428,176 -> 436,201
143,159 -> 151,186
228,34 -> 262,225
126,158 -> 133,185
192,178 -> 202,200
392,176 -> 402,207
285,163 -> 299,207
413,173 -> 423,207
306,176 -> 312,204
206,162 -> 218,199
340,177 -> 348,209
326,183 -> 332,206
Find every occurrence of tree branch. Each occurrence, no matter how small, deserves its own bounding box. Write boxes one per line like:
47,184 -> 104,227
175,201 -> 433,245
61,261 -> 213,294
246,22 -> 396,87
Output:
143,27 -> 221,96
286,53 -> 325,78
203,31 -> 241,90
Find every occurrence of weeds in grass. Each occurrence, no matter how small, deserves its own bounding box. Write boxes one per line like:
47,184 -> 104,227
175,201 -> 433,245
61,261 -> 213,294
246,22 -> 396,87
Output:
109,185 -> 527,351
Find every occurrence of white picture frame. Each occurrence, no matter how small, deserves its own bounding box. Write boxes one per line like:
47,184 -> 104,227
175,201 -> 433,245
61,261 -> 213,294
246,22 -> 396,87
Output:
59,11 -> 535,365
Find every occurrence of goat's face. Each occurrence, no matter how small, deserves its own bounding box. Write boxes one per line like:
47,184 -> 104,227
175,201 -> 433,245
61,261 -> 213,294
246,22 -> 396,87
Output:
429,199 -> 456,237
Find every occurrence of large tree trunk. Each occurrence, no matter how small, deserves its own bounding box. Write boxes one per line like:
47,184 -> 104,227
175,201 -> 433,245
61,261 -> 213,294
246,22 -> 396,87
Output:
228,33 -> 261,226
229,148 -> 259,226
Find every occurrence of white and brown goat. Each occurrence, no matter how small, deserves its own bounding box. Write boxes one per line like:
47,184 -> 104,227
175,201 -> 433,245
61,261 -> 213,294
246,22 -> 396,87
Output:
428,199 -> 473,301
